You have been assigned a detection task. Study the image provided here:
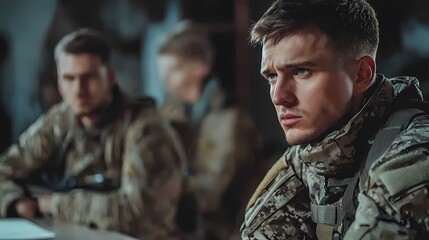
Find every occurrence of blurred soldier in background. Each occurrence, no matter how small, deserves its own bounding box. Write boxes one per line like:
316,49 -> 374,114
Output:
0,28 -> 185,240
241,0 -> 429,239
157,22 -> 261,239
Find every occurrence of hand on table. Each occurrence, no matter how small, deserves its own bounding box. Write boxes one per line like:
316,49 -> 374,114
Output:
15,198 -> 38,219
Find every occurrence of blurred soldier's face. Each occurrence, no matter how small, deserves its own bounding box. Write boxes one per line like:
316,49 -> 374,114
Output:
261,26 -> 368,145
57,53 -> 115,117
157,54 -> 209,103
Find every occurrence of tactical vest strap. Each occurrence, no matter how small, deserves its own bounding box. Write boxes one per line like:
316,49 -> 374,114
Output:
310,101 -> 429,239
360,107 -> 425,189
311,203 -> 343,225
341,168 -> 360,234
342,107 -> 426,234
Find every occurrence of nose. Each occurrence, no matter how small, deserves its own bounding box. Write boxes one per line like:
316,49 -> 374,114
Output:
271,77 -> 296,107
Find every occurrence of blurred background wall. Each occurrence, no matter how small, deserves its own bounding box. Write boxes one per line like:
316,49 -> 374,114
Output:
0,0 -> 429,149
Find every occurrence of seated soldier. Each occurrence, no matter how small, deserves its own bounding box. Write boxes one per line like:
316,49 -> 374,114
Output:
157,22 -> 261,239
0,28 -> 185,239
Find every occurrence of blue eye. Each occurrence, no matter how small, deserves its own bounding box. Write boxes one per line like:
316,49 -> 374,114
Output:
266,74 -> 277,82
295,68 -> 310,76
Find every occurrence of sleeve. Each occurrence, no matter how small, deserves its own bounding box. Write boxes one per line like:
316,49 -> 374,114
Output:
190,109 -> 259,213
0,112 -> 57,217
241,155 -> 316,239
50,111 -> 183,236
345,181 -> 429,239
345,117 -> 429,239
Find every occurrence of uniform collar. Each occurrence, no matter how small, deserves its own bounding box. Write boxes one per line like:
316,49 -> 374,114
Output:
300,76 -> 394,175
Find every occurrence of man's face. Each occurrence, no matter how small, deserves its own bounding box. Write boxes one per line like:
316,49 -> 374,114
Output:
57,53 -> 114,116
261,27 -> 359,145
157,54 -> 208,103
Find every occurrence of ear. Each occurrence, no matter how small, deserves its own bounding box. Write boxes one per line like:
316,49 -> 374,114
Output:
354,56 -> 376,94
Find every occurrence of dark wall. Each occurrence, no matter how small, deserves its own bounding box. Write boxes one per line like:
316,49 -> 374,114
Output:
370,0 -> 429,96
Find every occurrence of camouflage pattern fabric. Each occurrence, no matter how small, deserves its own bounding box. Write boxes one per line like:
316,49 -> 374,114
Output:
241,75 -> 429,239
241,152 -> 316,239
0,87 -> 185,239
345,114 -> 429,239
162,79 -> 261,239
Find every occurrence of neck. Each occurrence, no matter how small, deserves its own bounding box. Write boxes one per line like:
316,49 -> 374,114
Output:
79,96 -> 113,129
80,113 -> 105,129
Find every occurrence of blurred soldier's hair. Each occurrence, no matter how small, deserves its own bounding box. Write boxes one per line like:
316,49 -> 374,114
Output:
158,21 -> 213,67
54,28 -> 111,64
250,0 -> 379,59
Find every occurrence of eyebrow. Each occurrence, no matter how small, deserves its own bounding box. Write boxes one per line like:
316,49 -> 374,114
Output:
261,61 -> 318,76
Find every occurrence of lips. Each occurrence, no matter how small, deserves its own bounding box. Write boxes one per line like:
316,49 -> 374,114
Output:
279,113 -> 301,127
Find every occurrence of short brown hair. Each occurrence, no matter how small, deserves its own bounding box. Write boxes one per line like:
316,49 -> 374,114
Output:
54,28 -> 111,64
250,0 -> 379,58
158,21 -> 213,66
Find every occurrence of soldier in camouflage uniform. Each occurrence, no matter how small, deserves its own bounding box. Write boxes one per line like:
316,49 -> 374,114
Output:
157,22 -> 261,239
0,29 -> 185,239
241,0 -> 429,239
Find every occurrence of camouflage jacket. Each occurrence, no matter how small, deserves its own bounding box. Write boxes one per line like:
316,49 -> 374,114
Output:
0,86 -> 185,239
162,78 -> 261,239
241,75 -> 429,239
